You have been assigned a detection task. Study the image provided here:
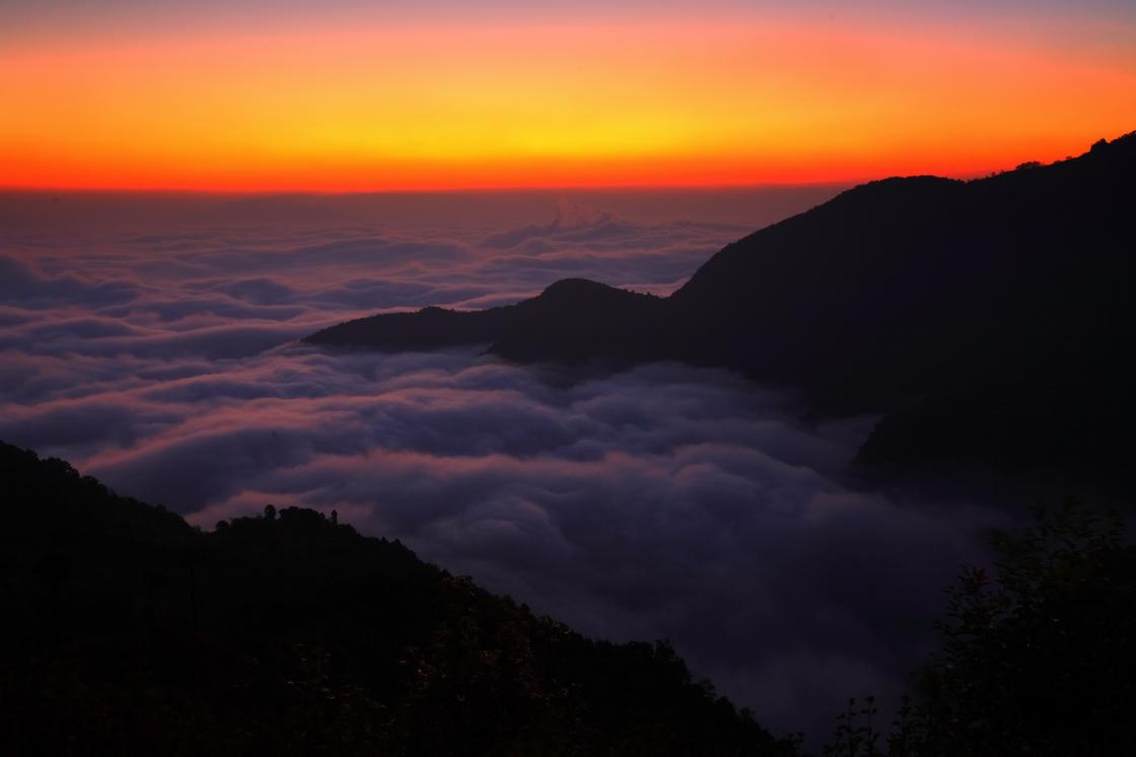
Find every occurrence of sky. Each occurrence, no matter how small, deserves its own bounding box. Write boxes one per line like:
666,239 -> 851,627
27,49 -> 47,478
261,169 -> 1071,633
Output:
2,0 -> 1134,190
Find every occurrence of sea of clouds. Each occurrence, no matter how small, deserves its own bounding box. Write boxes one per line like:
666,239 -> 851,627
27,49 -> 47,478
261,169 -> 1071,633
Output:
0,188 -> 1008,741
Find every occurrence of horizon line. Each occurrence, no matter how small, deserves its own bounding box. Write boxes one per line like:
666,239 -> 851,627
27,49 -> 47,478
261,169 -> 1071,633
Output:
0,174 -> 977,197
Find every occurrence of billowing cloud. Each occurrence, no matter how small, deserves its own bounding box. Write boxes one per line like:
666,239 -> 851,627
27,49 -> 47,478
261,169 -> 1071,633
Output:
0,255 -> 140,308
0,188 -> 1007,743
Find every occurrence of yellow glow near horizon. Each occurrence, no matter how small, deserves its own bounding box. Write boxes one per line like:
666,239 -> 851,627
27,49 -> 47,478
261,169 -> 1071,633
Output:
2,14 -> 1135,190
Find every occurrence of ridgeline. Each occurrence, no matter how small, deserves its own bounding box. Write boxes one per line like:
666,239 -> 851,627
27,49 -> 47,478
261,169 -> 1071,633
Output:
307,133 -> 1135,493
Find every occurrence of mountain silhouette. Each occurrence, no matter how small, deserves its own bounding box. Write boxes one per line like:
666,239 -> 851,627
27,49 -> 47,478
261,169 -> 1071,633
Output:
306,133 -> 1134,490
0,440 -> 797,756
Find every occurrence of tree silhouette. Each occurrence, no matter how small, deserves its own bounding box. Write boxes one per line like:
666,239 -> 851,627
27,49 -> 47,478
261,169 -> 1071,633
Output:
888,500 -> 1134,757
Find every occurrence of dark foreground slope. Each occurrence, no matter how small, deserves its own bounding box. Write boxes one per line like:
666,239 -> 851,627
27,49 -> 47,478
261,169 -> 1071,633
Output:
0,441 -> 796,757
306,134 -> 1134,489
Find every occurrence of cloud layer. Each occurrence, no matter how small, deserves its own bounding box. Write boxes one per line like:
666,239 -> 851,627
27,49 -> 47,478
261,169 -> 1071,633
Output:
0,188 -> 1002,741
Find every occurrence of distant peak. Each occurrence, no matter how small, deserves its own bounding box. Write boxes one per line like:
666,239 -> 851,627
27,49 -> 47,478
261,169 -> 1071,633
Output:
534,278 -> 630,303
539,278 -> 612,296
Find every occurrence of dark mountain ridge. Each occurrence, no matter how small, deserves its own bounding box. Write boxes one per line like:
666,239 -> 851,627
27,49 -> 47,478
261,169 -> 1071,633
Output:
0,440 -> 796,755
306,133 -> 1134,489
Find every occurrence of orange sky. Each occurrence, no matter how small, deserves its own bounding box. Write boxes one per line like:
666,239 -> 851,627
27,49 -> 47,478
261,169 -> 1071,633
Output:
2,4 -> 1135,191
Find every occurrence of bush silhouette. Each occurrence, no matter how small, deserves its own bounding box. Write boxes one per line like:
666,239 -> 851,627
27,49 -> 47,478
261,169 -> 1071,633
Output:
886,500 -> 1134,757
